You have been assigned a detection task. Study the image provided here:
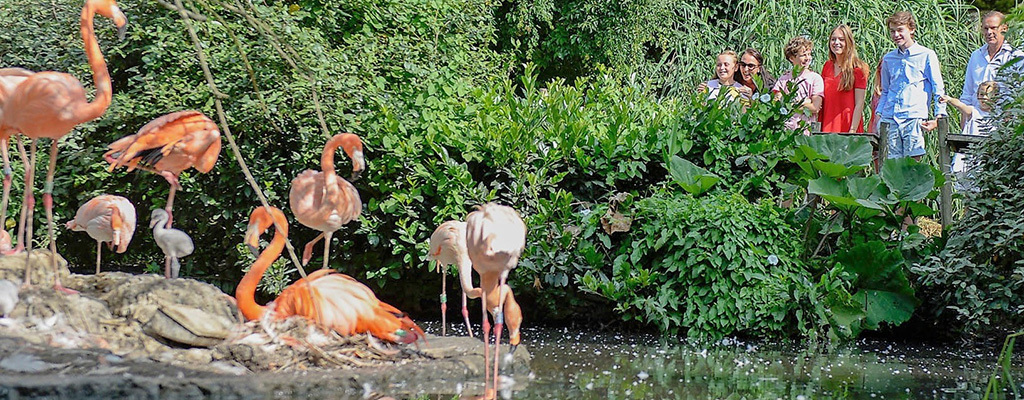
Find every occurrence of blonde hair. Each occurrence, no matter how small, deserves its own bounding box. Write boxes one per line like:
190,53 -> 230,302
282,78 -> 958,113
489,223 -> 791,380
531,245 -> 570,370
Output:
978,80 -> 999,98
784,37 -> 813,60
829,25 -> 870,91
717,50 -> 738,64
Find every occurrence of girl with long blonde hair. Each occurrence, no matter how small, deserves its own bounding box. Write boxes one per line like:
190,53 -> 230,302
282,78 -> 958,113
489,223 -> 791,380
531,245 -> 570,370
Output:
820,24 -> 870,133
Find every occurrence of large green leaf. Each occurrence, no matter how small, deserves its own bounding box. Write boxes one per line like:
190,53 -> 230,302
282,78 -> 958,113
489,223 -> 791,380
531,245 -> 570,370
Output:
667,155 -> 720,196
859,289 -> 918,329
792,135 -> 873,178
833,241 -> 920,329
880,157 -> 935,202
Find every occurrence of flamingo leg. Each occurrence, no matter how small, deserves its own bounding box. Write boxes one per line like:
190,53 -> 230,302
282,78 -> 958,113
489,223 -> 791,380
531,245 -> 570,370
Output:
481,289 -> 492,396
1,137 -> 10,244
438,260 -> 447,336
164,255 -> 171,279
301,232 -> 324,266
160,171 -> 179,228
462,291 -> 473,338
321,230 -> 333,270
20,140 -> 37,288
96,241 -> 102,274
43,140 -> 75,295
492,275 -> 508,393
11,137 -> 28,256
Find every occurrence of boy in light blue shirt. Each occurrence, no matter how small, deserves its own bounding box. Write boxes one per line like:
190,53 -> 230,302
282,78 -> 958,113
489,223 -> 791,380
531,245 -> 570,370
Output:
876,11 -> 947,160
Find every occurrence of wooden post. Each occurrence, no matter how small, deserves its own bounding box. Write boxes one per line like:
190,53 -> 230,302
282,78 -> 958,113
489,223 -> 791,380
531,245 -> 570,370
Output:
937,117 -> 953,226
877,122 -> 889,171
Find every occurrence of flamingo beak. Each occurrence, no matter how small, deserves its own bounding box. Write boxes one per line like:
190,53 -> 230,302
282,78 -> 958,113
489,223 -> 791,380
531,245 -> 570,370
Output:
350,150 -> 364,182
112,6 -> 128,40
244,222 -> 260,257
148,217 -> 158,229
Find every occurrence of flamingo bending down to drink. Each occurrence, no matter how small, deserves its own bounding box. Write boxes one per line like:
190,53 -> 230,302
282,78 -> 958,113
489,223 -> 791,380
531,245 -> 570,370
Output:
235,206 -> 424,344
466,203 -> 527,396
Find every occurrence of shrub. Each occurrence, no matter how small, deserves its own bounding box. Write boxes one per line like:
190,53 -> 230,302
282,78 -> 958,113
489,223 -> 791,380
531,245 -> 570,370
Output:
581,192 -> 814,339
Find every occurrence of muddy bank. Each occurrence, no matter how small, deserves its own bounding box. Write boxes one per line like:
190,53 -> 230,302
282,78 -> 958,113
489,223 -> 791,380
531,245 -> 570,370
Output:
0,251 -> 531,399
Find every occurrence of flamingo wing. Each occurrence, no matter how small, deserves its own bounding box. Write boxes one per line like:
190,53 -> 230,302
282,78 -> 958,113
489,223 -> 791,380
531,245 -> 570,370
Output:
109,196 -> 137,253
289,170 -> 361,233
104,110 -> 221,173
427,220 -> 467,265
274,270 -> 424,344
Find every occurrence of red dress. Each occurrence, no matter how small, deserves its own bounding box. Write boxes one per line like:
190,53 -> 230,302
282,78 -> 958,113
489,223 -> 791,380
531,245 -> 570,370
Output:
819,60 -> 867,133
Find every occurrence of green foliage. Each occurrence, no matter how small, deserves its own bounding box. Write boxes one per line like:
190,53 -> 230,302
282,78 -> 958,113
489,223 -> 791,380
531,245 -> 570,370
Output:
825,241 -> 919,339
581,192 -> 814,339
914,68 -> 1024,336
667,156 -> 719,195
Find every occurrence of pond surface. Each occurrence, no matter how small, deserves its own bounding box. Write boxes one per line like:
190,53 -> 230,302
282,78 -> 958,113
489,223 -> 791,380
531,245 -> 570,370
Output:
422,323 -> 1022,400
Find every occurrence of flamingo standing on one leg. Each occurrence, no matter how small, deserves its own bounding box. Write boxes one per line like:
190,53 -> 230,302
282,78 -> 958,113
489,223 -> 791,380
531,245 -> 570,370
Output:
289,133 -> 363,269
103,110 -> 221,228
0,0 -> 128,292
466,203 -> 527,397
427,220 -> 479,337
0,68 -> 34,254
235,206 -> 424,344
65,194 -> 136,274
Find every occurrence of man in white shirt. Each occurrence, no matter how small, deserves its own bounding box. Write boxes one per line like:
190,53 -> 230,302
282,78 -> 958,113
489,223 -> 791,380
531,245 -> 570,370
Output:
960,11 -> 1024,113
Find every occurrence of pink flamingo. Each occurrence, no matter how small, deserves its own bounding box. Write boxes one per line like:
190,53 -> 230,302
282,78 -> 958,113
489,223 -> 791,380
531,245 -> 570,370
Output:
466,203 -> 527,396
0,0 -> 127,292
289,133 -> 364,269
66,195 -> 136,274
0,68 -> 34,254
427,220 -> 479,337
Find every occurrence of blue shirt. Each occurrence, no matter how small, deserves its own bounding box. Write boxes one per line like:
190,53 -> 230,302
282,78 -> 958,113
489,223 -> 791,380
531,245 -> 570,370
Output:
960,41 -> 1024,107
876,42 -> 947,120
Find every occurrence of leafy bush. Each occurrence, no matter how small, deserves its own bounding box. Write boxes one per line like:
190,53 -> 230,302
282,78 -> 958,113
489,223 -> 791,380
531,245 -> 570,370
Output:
581,192 -> 814,339
913,68 -> 1024,337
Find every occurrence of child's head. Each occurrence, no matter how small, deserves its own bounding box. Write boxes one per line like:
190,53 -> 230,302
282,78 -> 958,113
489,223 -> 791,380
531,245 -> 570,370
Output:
737,48 -> 765,83
784,36 -> 813,69
977,81 -> 999,112
887,11 -> 917,49
715,50 -> 738,83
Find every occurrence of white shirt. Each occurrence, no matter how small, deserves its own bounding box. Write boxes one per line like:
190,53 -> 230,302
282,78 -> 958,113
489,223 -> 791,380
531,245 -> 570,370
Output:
705,79 -> 745,100
961,106 -> 990,136
960,41 -> 1024,107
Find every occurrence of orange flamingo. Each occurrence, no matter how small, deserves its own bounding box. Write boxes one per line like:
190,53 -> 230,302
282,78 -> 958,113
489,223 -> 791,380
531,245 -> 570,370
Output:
235,206 -> 424,344
466,203 -> 527,395
0,0 -> 127,292
103,110 -> 221,228
428,220 -> 523,350
0,68 -> 34,254
427,220 -> 479,337
289,133 -> 363,269
65,195 -> 136,274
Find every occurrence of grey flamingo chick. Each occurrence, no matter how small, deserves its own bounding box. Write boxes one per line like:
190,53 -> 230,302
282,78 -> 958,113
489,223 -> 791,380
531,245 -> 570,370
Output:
0,279 -> 18,318
149,209 -> 193,278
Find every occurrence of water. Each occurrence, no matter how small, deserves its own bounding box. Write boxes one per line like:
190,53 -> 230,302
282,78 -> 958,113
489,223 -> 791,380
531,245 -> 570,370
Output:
427,323 -> 1022,400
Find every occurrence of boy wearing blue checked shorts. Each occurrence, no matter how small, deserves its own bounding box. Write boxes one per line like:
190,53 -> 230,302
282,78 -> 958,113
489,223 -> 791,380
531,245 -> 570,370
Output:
876,11 -> 947,160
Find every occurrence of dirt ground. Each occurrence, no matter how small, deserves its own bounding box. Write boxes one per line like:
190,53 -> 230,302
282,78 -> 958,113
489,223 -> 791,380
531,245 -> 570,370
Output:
0,251 -> 531,399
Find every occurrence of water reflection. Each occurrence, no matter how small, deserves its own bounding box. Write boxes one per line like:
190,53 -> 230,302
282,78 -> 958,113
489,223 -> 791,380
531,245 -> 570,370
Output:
421,323 -> 1019,400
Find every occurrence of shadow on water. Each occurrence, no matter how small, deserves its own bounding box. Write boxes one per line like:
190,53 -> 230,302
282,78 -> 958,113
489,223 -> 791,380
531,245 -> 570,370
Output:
419,322 -> 1022,400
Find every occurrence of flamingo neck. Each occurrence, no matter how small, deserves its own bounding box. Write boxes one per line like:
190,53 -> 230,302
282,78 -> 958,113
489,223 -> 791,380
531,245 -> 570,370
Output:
456,256 -> 477,297
235,225 -> 286,321
320,139 -> 344,175
480,273 -> 502,309
76,3 -> 113,123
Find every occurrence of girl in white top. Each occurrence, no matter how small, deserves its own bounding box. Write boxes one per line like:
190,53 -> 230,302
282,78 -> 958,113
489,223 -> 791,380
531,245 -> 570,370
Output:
698,50 -> 746,101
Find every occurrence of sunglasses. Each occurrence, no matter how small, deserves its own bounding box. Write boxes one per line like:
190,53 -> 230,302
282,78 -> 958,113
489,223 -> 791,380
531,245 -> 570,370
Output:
738,62 -> 760,69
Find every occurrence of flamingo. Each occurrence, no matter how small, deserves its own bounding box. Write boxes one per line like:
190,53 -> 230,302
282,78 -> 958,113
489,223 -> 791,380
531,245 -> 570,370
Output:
65,194 -> 136,274
0,0 -> 128,292
235,206 -> 424,344
427,220 -> 478,337
289,133 -> 363,269
0,67 -> 34,254
103,110 -> 221,228
149,209 -> 193,278
466,203 -> 527,395
428,220 -> 524,349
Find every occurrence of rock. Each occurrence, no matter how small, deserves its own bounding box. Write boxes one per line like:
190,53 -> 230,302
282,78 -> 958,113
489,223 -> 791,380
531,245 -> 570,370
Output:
0,250 -> 70,286
70,272 -> 238,348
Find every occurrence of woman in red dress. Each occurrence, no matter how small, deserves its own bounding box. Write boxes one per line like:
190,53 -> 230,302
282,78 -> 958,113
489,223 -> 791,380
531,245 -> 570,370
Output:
819,24 -> 869,133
